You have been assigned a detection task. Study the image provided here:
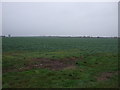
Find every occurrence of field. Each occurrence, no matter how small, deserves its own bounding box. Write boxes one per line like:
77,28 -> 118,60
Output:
2,37 -> 118,88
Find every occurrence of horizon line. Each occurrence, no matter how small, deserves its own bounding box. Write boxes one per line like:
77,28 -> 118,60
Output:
1,35 -> 118,37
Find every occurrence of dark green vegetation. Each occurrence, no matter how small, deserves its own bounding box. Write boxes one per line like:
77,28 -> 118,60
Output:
2,37 -> 118,88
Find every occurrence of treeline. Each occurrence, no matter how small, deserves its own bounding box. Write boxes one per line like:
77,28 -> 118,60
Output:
0,35 -> 118,38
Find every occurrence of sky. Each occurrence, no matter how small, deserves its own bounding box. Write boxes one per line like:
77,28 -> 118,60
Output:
1,0 -> 119,2
0,3 -> 2,36
2,2 -> 118,37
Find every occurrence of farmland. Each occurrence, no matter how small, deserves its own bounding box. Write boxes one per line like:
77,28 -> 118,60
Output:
2,37 -> 118,88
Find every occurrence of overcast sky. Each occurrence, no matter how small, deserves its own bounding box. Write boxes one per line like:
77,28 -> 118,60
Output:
2,2 -> 118,37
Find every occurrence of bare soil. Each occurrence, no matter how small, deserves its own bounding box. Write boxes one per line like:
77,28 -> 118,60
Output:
31,57 -> 77,70
96,71 -> 118,81
3,57 -> 79,73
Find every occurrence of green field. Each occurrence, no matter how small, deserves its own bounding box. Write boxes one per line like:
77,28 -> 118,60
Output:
2,37 -> 118,88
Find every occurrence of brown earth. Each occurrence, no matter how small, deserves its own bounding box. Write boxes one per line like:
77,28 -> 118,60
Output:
3,57 -> 79,73
96,71 -> 118,81
30,57 -> 77,70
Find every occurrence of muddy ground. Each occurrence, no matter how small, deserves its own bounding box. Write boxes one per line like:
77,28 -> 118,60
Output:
3,57 -> 79,73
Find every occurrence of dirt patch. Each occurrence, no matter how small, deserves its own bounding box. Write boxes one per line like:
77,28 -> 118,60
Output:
3,57 -> 79,73
96,71 -> 118,81
30,57 -> 78,70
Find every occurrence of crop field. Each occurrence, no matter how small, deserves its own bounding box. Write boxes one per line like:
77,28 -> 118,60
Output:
2,37 -> 118,88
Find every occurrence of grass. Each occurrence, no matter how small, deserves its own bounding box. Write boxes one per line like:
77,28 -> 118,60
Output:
2,37 -> 118,88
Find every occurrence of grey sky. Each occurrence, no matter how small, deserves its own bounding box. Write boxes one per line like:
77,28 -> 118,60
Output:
0,3 -> 2,36
2,2 -> 118,37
